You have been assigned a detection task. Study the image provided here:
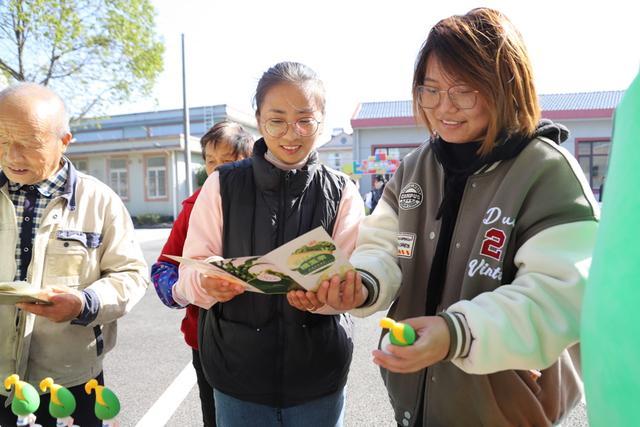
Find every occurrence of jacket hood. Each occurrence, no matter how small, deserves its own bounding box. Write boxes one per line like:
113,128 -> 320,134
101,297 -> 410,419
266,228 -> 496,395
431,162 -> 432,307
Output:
481,119 -> 569,167
534,119 -> 569,144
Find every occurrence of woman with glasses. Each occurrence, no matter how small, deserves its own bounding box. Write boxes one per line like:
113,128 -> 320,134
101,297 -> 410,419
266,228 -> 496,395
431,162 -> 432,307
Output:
318,8 -> 599,426
173,61 -> 364,426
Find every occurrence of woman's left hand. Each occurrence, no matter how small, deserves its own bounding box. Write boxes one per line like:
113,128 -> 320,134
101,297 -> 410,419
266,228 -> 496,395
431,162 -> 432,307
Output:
286,289 -> 325,313
372,316 -> 451,373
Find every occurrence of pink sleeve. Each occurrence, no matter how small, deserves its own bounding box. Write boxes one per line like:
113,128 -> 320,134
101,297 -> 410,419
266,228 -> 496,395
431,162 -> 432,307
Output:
313,179 -> 366,315
173,172 -> 224,309
331,179 -> 366,257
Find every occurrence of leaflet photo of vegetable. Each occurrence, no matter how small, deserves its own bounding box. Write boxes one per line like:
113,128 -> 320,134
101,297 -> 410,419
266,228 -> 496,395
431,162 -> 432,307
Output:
210,256 -> 260,282
210,257 -> 303,294
287,240 -> 337,275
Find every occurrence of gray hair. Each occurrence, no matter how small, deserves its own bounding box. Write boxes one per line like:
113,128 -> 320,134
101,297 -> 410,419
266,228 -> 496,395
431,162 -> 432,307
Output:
0,82 -> 70,137
253,62 -> 326,116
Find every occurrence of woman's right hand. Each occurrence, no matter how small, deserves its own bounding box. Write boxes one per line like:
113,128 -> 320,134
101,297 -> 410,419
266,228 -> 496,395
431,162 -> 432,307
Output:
316,270 -> 366,311
200,274 -> 245,302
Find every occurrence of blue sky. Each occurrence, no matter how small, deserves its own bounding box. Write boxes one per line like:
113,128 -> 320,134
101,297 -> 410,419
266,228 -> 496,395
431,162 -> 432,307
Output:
114,0 -> 639,135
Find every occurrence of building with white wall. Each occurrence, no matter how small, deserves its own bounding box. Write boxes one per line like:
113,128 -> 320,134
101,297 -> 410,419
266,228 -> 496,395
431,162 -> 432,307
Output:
67,104 -> 258,220
317,128 -> 353,171
351,90 -> 624,198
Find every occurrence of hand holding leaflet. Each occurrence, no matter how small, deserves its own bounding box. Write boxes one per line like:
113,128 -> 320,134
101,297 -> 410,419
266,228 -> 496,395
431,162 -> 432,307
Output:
0,282 -> 51,305
167,227 -> 354,295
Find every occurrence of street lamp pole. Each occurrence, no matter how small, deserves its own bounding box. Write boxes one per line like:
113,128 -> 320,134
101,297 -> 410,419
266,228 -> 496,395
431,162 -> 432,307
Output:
181,33 -> 193,196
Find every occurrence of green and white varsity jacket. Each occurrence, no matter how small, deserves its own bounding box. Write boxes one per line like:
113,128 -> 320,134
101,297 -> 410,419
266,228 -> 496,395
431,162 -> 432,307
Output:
350,136 -> 599,426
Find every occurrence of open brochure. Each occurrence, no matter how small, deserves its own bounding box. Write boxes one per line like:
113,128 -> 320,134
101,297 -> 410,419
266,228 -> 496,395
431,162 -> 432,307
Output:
0,281 -> 52,305
166,226 -> 354,294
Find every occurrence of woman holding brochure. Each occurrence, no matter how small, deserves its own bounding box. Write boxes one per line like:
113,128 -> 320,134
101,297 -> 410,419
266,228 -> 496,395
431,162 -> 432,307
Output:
174,61 -> 365,427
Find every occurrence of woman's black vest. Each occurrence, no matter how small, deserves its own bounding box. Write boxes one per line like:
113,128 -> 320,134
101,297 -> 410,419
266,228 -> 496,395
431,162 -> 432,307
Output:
198,139 -> 354,407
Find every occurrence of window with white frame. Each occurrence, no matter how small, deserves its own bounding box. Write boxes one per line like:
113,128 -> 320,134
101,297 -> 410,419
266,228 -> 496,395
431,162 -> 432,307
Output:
109,158 -> 128,199
73,159 -> 89,174
146,156 -> 167,199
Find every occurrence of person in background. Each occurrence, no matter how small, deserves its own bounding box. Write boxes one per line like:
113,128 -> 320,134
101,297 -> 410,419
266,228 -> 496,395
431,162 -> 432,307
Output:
151,120 -> 254,426
364,189 -> 373,211
0,83 -> 148,426
369,174 -> 387,212
174,61 -> 364,427
317,8 -> 599,426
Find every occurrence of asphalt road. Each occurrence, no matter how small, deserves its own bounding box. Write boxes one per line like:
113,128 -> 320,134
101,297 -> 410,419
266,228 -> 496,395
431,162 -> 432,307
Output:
101,229 -> 587,426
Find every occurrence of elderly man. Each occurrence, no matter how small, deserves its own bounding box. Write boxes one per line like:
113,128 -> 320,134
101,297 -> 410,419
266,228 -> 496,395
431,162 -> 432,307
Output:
0,83 -> 148,426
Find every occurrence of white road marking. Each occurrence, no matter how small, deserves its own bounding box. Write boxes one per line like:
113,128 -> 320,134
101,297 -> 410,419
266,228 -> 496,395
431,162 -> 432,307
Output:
134,362 -> 197,427
134,228 -> 172,244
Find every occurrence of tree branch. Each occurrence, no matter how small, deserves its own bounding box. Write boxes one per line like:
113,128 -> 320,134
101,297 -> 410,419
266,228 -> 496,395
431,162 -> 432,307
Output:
73,86 -> 113,121
12,1 -> 26,80
40,46 -> 94,84
42,62 -> 85,81
41,45 -> 60,86
0,58 -> 21,80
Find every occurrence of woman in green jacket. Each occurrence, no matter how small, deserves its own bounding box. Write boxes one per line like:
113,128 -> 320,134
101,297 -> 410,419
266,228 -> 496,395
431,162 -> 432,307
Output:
318,8 -> 599,426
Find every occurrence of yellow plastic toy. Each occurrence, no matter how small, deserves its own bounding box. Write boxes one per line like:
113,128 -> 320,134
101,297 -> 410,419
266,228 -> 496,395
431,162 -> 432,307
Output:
39,377 -> 78,427
380,317 -> 416,346
4,374 -> 41,426
85,379 -> 121,426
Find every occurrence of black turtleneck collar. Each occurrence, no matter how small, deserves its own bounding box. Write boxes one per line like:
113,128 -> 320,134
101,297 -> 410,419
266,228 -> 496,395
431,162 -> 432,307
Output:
251,138 -> 319,197
433,140 -> 482,174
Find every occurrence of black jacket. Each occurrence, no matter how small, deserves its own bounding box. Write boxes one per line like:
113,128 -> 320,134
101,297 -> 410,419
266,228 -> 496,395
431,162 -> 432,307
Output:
198,139 -> 354,407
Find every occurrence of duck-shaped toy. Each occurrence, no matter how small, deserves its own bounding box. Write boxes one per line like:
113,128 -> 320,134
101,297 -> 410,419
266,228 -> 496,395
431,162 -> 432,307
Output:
3,374 -> 41,427
85,379 -> 120,427
380,317 -> 416,347
39,377 -> 78,427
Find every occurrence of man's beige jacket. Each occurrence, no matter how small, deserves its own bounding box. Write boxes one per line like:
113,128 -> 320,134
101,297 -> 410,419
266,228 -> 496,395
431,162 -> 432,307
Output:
0,165 -> 148,391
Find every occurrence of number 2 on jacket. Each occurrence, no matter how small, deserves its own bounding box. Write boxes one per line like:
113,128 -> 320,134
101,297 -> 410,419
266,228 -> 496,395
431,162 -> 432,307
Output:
480,228 -> 506,261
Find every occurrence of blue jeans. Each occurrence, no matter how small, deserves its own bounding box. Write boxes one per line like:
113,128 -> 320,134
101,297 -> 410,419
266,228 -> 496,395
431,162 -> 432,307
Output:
213,388 -> 345,427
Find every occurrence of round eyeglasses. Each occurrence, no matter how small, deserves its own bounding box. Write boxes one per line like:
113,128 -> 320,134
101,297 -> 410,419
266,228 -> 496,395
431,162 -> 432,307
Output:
416,85 -> 479,110
262,118 -> 321,138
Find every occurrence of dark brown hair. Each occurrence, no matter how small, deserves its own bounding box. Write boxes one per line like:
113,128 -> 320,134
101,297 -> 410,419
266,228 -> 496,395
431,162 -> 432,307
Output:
200,120 -> 254,160
412,8 -> 540,155
253,62 -> 326,118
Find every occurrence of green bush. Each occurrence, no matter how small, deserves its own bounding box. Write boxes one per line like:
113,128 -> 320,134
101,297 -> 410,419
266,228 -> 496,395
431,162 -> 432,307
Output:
196,167 -> 208,187
133,213 -> 173,226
